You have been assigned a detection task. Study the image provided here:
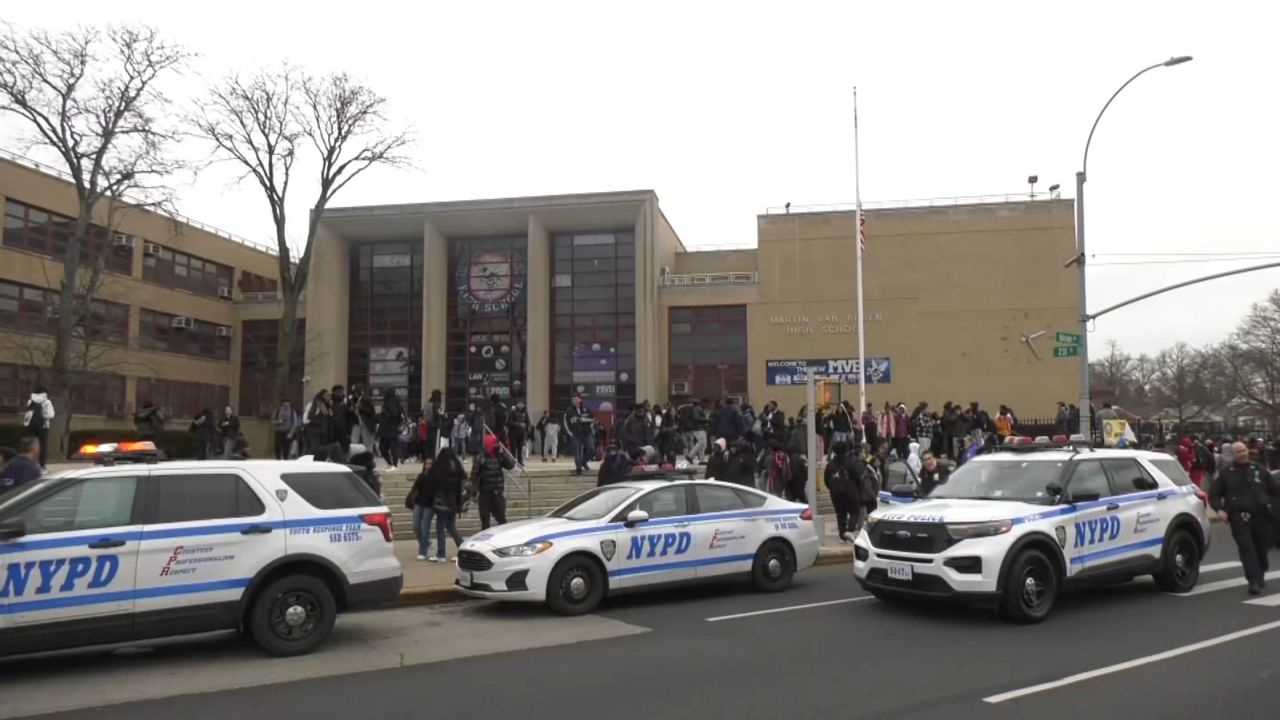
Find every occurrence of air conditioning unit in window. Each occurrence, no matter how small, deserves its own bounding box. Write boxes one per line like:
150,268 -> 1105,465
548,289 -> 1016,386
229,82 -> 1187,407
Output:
171,316 -> 195,330
216,286 -> 233,300
215,326 -> 233,338
113,233 -> 135,249
144,242 -> 162,257
670,381 -> 690,396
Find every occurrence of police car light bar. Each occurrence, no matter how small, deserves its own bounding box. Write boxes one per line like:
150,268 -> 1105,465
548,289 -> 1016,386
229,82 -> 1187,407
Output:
74,440 -> 164,465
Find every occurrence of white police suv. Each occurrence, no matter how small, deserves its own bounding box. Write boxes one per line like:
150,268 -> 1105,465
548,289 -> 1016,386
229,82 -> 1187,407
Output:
854,446 -> 1210,622
0,460 -> 403,657
455,480 -> 820,614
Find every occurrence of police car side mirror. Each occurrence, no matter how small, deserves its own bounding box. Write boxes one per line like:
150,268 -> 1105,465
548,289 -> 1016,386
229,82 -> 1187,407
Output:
889,485 -> 917,498
0,517 -> 26,541
624,510 -> 650,528
1046,484 -> 1064,502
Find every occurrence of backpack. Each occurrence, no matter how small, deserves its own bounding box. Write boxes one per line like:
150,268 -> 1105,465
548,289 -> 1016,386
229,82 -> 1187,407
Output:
769,450 -> 791,494
856,460 -> 878,506
26,400 -> 45,431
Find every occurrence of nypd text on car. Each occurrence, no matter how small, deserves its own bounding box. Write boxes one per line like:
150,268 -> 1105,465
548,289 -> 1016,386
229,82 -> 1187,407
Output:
455,479 -> 820,614
854,445 -> 1210,622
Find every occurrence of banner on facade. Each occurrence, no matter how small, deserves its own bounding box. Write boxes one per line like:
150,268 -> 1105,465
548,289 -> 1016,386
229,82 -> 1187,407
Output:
456,248 -> 526,314
572,343 -> 618,412
765,357 -> 892,386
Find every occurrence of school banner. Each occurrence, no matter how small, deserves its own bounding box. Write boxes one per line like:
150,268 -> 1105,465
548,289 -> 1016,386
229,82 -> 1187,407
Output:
765,357 -> 892,386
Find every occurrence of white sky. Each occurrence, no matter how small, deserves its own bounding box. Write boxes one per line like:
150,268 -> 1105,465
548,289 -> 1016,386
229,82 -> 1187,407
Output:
4,0 -> 1278,357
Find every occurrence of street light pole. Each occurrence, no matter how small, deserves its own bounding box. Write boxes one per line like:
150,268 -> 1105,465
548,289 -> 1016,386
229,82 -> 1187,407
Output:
1074,55 -> 1192,442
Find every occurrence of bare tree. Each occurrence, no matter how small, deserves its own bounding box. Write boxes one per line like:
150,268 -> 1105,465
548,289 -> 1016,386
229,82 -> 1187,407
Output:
1219,291 -> 1280,428
1150,343 -> 1214,428
190,67 -> 412,403
0,23 -> 186,449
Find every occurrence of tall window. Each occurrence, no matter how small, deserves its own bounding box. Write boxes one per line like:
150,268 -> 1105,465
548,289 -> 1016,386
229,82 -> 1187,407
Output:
447,236 -> 528,415
551,232 -> 636,416
135,377 -> 229,419
3,199 -> 132,275
0,279 -> 129,344
348,242 -> 423,411
142,242 -> 234,298
668,305 -> 747,403
239,319 -> 305,418
139,308 -> 231,360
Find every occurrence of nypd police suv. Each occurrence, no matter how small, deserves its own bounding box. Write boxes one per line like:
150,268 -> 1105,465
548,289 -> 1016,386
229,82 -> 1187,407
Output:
455,479 -> 820,614
0,460 -> 403,657
854,444 -> 1210,622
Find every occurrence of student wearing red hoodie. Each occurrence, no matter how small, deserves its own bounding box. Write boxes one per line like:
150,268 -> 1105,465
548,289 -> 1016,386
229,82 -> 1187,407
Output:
1178,437 -> 1199,486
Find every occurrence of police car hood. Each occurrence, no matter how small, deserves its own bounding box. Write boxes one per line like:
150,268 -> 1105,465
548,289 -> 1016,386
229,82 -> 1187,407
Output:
462,517 -> 580,549
876,498 -> 1042,524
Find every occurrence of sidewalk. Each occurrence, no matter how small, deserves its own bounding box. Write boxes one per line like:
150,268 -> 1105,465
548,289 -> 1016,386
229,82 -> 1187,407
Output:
394,515 -> 854,604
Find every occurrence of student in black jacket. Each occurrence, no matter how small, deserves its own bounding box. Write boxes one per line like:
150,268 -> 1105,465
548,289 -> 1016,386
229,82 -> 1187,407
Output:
424,447 -> 467,562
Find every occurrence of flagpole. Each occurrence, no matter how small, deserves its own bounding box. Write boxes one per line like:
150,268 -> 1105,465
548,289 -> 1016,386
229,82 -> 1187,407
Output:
854,87 -> 867,418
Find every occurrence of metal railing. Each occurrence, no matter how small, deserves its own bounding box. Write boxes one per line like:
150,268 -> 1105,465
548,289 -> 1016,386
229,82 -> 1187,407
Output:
764,192 -> 1065,215
1,148 -> 280,257
239,291 -> 282,303
660,271 -> 758,287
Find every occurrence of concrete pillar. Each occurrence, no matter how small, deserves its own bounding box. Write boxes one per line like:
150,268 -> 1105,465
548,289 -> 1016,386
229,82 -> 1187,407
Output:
525,215 -> 550,419
633,201 -> 660,404
422,221 -> 448,406
304,222 -> 349,399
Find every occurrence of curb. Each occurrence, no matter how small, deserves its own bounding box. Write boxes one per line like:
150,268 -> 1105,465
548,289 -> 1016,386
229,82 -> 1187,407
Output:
394,547 -> 856,606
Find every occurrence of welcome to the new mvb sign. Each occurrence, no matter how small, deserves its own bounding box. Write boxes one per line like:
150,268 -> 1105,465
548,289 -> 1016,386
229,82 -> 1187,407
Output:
765,357 -> 892,386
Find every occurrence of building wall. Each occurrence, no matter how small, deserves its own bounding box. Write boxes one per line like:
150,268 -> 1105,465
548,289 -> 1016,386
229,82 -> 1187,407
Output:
742,201 -> 1079,415
0,157 -> 283,454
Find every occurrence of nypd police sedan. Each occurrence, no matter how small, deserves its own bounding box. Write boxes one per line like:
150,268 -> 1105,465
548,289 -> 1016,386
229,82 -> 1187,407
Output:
455,480 -> 820,614
854,447 -> 1210,622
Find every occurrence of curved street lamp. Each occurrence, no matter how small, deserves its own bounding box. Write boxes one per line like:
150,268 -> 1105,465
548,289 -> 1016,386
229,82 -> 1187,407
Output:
1074,56 -> 1192,442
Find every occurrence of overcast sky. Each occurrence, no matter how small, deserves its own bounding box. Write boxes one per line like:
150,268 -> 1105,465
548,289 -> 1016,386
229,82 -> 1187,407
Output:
5,0 -> 1278,357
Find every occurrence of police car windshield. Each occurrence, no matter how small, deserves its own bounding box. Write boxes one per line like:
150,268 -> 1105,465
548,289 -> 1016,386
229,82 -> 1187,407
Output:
549,486 -> 642,521
928,460 -> 1064,503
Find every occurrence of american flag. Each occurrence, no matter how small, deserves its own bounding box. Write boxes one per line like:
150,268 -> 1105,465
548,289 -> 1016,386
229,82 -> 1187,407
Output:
858,209 -> 867,252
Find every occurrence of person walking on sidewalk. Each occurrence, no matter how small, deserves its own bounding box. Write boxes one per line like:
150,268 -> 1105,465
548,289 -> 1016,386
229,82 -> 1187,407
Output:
1210,441 -> 1279,595
22,386 -> 54,471
272,400 -> 300,460
425,447 -> 467,562
825,441 -> 866,542
407,459 -> 435,560
472,434 -> 515,530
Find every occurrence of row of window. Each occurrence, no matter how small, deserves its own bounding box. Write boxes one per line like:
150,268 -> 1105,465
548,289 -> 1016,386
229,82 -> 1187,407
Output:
3,199 -> 133,275
669,305 -> 749,402
138,309 -> 232,361
238,319 -> 305,419
142,242 -> 235,298
0,363 -> 231,420
135,377 -> 231,420
0,279 -> 130,345
5,198 -> 276,302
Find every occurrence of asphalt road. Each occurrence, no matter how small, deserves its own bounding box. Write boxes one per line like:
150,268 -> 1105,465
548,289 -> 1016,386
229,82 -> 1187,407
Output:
8,523 -> 1280,720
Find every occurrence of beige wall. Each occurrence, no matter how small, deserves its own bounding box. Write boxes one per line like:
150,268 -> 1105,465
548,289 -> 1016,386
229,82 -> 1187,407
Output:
672,249 -> 758,274
658,201 -> 1079,418
304,223 -> 350,399
525,215 -> 551,418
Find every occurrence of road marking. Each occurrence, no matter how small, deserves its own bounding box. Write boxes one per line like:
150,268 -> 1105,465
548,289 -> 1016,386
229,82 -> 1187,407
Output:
983,619 -> 1280,704
1174,570 -> 1280,597
1244,592 -> 1280,607
706,596 -> 874,622
1198,561 -> 1240,574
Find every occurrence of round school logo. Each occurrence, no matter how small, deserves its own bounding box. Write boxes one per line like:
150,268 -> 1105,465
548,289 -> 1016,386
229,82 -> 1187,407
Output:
456,249 -> 526,314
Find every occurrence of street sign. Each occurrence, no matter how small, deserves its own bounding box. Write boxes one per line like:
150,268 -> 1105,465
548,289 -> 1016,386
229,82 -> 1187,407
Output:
1053,345 -> 1079,358
1055,332 -> 1081,345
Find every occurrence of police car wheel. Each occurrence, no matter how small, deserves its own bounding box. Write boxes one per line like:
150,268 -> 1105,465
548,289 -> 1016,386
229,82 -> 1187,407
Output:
546,556 -> 605,616
751,540 -> 795,593
249,575 -> 337,657
1154,529 -> 1201,593
1000,548 -> 1057,623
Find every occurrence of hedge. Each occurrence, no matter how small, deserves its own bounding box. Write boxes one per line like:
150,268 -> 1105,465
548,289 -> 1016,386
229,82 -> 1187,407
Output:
0,426 -> 199,460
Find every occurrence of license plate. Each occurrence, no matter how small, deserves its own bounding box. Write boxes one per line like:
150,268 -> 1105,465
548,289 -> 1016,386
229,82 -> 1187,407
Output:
460,571 -> 472,588
887,563 -> 913,582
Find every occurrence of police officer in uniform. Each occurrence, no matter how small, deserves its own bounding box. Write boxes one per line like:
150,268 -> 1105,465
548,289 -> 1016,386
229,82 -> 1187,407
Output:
1209,441 -> 1279,595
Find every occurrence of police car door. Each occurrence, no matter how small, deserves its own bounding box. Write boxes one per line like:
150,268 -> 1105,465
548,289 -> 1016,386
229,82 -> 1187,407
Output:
132,469 -> 284,633
0,470 -> 144,641
1099,458 -> 1164,565
691,485 -> 761,578
1062,460 -> 1120,574
612,486 -> 696,589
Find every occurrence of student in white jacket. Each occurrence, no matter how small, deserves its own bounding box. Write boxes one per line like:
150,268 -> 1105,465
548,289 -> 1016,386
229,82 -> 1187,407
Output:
23,386 -> 55,470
